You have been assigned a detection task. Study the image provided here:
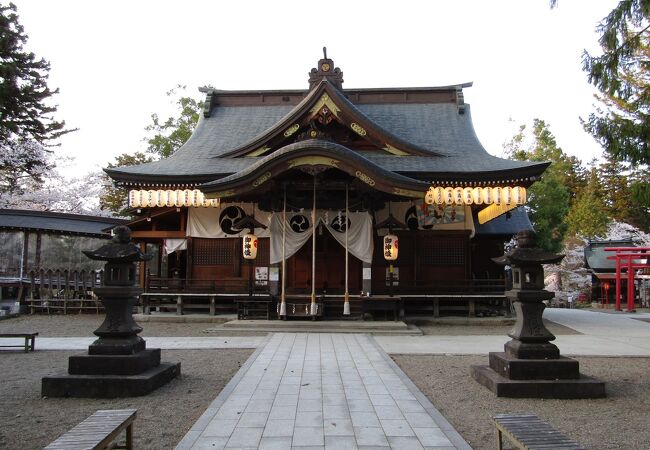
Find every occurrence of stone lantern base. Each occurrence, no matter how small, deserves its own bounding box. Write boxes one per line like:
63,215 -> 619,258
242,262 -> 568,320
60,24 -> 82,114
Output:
42,338 -> 180,398
471,347 -> 605,399
42,358 -> 180,398
42,291 -> 180,398
42,226 -> 180,398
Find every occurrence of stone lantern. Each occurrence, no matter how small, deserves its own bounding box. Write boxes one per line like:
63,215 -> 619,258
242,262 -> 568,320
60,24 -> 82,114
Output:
42,226 -> 180,398
471,230 -> 605,398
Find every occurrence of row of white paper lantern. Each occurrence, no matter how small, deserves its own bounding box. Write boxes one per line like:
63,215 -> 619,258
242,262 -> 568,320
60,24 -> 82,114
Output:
128,189 -> 220,208
425,186 -> 526,206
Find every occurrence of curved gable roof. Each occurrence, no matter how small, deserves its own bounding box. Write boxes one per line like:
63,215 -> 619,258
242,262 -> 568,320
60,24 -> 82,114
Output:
218,81 -> 441,158
199,139 -> 431,199
105,70 -> 548,187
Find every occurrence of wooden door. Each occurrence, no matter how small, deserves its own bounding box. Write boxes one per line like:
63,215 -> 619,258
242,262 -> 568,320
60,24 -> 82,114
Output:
288,231 -> 361,293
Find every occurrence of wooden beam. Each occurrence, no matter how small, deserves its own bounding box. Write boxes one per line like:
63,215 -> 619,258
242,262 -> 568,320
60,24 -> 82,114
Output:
130,231 -> 185,238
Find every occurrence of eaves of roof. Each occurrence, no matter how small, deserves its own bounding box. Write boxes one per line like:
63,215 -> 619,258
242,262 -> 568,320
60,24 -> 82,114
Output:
0,209 -> 126,236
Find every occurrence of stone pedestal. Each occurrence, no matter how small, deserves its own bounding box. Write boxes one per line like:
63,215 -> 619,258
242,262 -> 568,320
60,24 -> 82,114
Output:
41,226 -> 180,398
471,230 -> 605,399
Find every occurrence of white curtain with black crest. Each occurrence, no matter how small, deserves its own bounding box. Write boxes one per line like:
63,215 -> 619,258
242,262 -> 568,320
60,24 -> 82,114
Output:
269,210 -> 373,264
323,211 -> 373,263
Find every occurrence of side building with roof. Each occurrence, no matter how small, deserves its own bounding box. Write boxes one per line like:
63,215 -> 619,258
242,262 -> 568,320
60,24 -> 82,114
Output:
106,54 -> 547,318
0,209 -> 126,308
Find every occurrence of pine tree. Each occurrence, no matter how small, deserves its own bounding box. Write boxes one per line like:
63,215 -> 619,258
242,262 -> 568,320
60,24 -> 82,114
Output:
582,0 -> 649,165
628,165 -> 650,230
0,3 -> 73,193
598,153 -> 634,222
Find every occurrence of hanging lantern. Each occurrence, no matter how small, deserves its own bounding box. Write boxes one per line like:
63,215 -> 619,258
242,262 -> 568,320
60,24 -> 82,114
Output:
453,187 -> 464,205
502,186 -> 512,205
433,186 -> 445,204
242,233 -> 258,260
463,187 -> 474,205
472,187 -> 483,205
444,187 -> 454,205
513,186 -> 527,205
383,234 -> 399,261
482,186 -> 493,204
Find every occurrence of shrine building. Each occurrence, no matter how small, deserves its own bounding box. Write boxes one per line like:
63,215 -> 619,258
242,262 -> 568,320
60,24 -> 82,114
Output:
105,53 -> 549,319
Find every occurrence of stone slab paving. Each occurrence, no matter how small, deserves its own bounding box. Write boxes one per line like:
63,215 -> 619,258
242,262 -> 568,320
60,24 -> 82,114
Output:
176,333 -> 470,450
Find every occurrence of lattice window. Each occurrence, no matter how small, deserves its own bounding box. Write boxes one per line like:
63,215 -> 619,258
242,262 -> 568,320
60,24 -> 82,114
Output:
193,238 -> 235,265
420,238 -> 465,266
256,238 -> 270,266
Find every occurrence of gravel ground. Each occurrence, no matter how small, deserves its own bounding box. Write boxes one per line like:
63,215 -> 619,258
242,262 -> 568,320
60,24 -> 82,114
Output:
2,314 -> 635,450
0,348 -> 253,450
393,354 -> 650,450
0,314 -> 268,337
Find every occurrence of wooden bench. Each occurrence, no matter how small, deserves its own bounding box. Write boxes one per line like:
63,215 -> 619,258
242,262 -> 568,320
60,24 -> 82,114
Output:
45,409 -> 137,450
493,413 -> 586,450
237,297 -> 274,320
0,332 -> 38,352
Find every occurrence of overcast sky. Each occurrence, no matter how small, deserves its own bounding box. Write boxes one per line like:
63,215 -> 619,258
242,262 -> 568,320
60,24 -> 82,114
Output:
12,0 -> 617,178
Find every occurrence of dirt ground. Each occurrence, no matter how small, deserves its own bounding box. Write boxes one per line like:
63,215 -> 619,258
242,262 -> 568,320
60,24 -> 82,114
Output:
1,314 -> 644,450
0,348 -> 253,450
393,354 -> 650,450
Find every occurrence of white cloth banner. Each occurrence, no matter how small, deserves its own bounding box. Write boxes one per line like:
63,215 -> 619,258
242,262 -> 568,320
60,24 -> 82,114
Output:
164,238 -> 187,254
186,204 -> 271,238
269,210 -> 374,264
324,211 -> 374,264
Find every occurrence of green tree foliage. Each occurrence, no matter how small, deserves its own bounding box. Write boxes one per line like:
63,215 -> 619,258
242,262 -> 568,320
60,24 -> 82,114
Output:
628,166 -> 650,229
144,85 -> 203,159
100,86 -> 204,215
582,0 -> 649,165
0,3 -> 73,193
504,119 -> 577,252
567,166 -> 611,238
99,152 -> 153,216
597,152 -> 634,222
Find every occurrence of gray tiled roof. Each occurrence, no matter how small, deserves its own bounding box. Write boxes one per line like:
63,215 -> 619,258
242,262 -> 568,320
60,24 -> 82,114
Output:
107,95 -> 545,182
473,207 -> 533,236
0,209 -> 126,236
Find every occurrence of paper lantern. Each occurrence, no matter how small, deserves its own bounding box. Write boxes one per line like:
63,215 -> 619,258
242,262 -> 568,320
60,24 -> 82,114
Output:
502,186 -> 513,205
472,187 -> 483,205
165,190 -> 175,207
444,187 -> 454,205
158,190 -> 168,207
434,186 -> 445,204
453,187 -> 464,205
482,187 -> 493,204
513,186 -> 526,205
129,190 -> 141,208
462,187 -> 474,205
242,233 -> 258,260
492,187 -> 503,205
383,234 -> 398,261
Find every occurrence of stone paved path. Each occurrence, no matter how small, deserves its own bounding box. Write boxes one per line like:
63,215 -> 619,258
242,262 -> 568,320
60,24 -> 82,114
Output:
176,333 -> 470,450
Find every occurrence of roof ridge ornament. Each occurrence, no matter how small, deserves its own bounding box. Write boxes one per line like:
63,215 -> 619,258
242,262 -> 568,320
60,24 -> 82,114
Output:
309,47 -> 344,90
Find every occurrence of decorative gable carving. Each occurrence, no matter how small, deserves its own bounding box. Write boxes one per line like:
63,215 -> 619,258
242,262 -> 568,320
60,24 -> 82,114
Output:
308,47 -> 344,90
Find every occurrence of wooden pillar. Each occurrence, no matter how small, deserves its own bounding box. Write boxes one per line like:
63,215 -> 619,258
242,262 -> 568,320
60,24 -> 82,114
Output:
21,231 -> 29,279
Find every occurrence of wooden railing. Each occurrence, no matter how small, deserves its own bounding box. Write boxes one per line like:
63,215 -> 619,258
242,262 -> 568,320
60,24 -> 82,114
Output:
374,278 -> 506,296
26,269 -> 104,314
145,277 -> 270,294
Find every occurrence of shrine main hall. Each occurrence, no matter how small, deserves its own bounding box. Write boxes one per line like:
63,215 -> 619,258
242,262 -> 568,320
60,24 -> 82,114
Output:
106,53 -> 548,319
